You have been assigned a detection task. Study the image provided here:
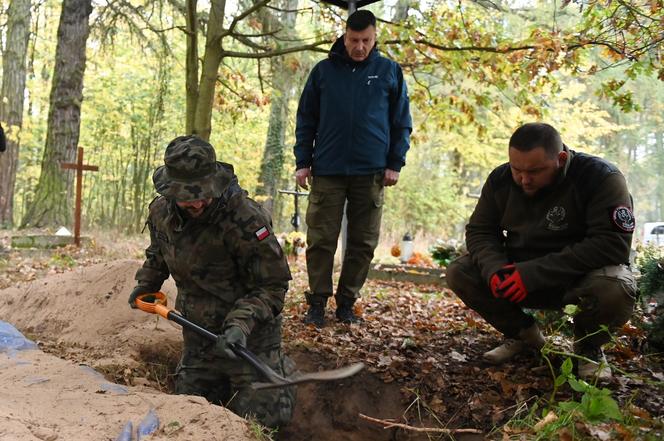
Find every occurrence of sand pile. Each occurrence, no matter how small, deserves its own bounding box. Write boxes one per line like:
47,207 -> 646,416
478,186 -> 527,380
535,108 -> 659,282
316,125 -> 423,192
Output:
0,260 -> 256,440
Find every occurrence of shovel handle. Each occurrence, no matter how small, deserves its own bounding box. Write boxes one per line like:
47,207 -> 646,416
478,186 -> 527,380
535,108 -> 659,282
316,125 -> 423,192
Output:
136,292 -> 218,340
134,292 -> 288,385
135,292 -> 168,316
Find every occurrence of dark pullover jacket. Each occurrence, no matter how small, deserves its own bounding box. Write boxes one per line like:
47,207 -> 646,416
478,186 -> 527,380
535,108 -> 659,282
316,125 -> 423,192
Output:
466,147 -> 635,293
294,37 -> 412,175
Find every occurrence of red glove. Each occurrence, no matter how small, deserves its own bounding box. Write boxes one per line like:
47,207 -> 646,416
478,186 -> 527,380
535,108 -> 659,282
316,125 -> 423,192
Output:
497,265 -> 527,303
489,265 -> 514,298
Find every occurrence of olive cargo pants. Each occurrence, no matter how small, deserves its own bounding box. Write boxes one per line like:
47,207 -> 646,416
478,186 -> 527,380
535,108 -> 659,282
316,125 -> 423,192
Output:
305,174 -> 384,300
447,254 -> 636,350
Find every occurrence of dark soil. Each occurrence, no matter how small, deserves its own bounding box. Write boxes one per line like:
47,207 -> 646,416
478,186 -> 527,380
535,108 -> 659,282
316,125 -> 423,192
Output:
4,253 -> 662,440
279,350 -> 487,441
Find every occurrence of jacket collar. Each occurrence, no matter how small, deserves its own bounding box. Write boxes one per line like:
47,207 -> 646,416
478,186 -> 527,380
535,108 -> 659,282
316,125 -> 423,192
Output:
554,144 -> 574,185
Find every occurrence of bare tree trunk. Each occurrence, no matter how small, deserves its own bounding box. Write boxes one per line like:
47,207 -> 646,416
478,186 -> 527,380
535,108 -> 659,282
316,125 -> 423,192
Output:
255,0 -> 299,214
21,0 -> 93,228
185,0 -> 199,134
0,0 -> 31,227
192,0 -> 227,141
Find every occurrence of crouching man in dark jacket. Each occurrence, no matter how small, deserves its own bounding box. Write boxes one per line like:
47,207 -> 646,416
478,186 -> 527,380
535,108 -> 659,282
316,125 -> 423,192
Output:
447,123 -> 636,381
129,135 -> 295,428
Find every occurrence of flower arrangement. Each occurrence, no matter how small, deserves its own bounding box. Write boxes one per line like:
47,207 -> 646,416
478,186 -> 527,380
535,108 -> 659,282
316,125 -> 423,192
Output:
278,231 -> 306,256
429,239 -> 463,267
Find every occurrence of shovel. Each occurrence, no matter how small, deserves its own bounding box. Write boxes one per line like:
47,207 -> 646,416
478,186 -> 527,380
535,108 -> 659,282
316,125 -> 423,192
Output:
135,292 -> 364,389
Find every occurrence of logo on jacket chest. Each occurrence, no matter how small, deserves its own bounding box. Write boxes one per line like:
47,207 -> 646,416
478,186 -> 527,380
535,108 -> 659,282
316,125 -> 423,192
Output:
367,75 -> 379,85
545,206 -> 568,231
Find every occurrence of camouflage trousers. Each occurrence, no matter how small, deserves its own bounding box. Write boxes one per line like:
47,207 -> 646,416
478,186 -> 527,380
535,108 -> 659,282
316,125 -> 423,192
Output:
174,344 -> 296,429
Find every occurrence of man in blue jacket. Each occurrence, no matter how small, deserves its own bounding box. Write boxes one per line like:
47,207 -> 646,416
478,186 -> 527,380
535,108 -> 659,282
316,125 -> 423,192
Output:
294,9 -> 412,327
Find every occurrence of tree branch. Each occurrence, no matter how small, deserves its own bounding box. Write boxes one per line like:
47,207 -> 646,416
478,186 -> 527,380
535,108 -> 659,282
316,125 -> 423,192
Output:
383,38 -> 537,53
358,413 -> 483,434
220,39 -> 332,59
223,0 -> 271,38
266,4 -> 313,14
232,34 -> 271,51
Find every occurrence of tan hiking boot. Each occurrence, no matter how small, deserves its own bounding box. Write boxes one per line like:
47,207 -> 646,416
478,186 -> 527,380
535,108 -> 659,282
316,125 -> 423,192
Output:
577,348 -> 612,381
483,323 -> 545,365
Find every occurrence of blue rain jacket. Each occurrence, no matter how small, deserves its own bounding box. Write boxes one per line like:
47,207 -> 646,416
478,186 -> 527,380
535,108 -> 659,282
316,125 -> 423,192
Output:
294,37 -> 412,175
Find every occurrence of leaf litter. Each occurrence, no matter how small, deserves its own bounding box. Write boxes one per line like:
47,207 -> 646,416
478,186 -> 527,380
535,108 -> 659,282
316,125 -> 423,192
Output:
0,237 -> 661,439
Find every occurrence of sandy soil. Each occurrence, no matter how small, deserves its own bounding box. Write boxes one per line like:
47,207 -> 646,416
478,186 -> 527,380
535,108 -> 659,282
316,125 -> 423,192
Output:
0,260 -> 256,441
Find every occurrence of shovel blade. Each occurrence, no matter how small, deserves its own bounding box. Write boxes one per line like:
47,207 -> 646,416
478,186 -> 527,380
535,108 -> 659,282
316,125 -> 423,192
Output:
251,362 -> 365,389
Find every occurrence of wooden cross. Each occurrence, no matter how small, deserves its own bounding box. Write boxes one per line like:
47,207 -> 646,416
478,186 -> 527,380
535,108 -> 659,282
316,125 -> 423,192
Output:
60,147 -> 98,246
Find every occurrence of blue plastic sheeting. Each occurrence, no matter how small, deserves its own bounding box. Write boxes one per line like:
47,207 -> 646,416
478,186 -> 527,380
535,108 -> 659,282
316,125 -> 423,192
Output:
0,321 -> 37,352
100,382 -> 129,394
137,408 -> 159,439
115,409 -> 159,441
114,421 -> 133,441
24,376 -> 50,386
79,364 -> 128,395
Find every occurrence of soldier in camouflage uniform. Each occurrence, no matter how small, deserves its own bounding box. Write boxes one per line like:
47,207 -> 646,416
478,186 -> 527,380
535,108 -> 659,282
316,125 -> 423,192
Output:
128,135 -> 295,428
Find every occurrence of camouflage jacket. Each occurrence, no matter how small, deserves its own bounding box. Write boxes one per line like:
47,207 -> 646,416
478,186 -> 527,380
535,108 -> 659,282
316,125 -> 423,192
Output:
135,166 -> 292,346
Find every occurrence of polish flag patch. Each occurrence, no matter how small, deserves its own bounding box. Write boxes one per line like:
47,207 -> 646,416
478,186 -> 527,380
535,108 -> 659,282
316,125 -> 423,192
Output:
255,226 -> 270,241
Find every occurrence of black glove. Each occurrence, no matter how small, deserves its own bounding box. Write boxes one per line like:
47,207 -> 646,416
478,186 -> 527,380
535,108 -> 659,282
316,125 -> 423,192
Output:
215,326 -> 247,359
128,285 -> 154,309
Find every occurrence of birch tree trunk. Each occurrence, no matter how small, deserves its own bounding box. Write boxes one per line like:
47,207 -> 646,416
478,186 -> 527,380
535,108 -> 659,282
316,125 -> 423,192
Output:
0,0 -> 31,227
21,0 -> 93,228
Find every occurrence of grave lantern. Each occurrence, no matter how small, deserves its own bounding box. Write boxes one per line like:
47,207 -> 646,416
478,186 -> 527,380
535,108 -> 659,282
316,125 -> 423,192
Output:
400,232 -> 414,263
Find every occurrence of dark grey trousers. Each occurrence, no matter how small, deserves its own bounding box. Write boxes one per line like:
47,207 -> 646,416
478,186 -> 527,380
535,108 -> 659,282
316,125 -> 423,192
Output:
446,254 -> 636,350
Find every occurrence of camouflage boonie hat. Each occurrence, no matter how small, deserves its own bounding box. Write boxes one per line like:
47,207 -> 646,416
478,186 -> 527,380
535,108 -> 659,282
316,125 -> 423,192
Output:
153,135 -> 231,201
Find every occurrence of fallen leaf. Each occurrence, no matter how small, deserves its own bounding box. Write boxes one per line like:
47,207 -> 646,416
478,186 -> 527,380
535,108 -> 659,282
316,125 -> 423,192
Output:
533,411 -> 558,432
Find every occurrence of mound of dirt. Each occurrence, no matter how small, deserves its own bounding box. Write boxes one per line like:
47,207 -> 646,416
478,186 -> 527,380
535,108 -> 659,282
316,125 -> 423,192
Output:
0,349 -> 253,440
0,260 -> 255,440
0,259 -> 179,353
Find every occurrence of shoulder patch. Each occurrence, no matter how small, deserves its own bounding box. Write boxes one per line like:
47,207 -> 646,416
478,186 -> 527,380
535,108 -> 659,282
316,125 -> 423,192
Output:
612,206 -> 635,232
255,226 -> 270,241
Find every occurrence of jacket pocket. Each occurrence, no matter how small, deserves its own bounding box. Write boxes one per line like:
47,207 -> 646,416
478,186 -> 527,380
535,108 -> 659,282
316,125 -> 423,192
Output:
308,192 -> 324,204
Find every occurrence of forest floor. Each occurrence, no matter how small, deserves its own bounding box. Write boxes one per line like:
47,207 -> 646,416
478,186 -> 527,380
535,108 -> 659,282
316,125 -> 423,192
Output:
0,231 -> 662,440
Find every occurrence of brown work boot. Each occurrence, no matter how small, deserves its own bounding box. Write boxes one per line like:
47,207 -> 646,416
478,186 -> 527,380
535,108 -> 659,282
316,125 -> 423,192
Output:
483,323 -> 545,364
